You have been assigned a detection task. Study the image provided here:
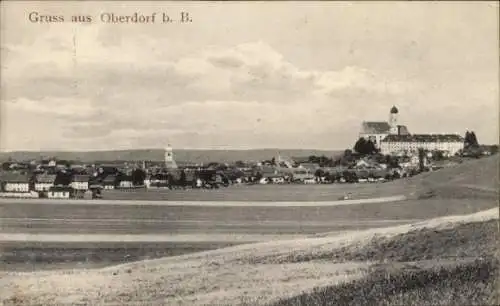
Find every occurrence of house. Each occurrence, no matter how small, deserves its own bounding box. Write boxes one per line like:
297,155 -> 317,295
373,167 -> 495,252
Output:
0,173 -> 30,193
148,174 -> 169,188
34,174 -> 56,191
355,159 -> 373,169
259,177 -> 270,184
70,165 -> 87,174
298,163 -> 320,172
47,186 -> 72,199
303,177 -> 317,184
71,175 -> 89,190
119,181 -> 134,188
103,175 -> 117,190
143,175 -> 151,188
119,176 -> 134,188
270,176 -> 286,184
291,169 -> 315,182
262,173 -> 286,184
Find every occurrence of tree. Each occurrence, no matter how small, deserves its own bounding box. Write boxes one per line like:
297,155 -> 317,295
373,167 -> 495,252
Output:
317,155 -> 333,167
470,131 -> 479,147
464,131 -> 471,148
354,138 -> 367,155
464,131 -> 479,149
314,169 -> 324,178
354,138 -> 377,155
366,140 -> 377,154
131,168 -> 146,186
254,171 -> 263,182
54,171 -> 72,186
234,160 -> 246,168
1,162 -> 11,171
418,148 -> 426,172
179,170 -> 187,188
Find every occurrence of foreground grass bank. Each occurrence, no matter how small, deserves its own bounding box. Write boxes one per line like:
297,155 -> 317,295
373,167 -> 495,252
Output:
271,257 -> 498,306
1,208 -> 497,305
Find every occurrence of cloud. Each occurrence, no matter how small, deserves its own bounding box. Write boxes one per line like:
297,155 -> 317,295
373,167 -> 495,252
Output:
3,36 -> 412,151
6,97 -> 95,118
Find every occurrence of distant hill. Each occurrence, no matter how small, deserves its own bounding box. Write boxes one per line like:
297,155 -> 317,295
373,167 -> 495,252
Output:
0,149 -> 343,164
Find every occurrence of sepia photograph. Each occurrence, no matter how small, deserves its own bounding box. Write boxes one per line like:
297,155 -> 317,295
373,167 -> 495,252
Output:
0,1 -> 498,305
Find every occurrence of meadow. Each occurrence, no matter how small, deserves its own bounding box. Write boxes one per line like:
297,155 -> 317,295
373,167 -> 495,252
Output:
0,155 -> 498,305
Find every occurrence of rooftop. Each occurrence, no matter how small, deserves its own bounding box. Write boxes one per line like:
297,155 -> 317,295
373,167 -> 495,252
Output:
35,174 -> 56,183
382,134 -> 465,143
72,174 -> 90,182
0,172 -> 30,183
361,121 -> 392,134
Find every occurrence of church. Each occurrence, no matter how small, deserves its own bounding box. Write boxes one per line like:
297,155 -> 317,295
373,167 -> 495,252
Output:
359,106 -> 410,148
359,106 -> 464,156
164,144 -> 178,169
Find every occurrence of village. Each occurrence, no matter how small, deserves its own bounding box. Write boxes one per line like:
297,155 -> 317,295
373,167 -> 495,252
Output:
0,106 -> 495,200
0,106 -> 498,199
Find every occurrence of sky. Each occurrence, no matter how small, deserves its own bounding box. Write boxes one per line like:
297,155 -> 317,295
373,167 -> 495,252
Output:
1,1 -> 498,151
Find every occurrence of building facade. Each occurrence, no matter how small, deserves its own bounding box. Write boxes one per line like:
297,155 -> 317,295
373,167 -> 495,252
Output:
380,134 -> 465,156
0,173 -> 31,193
165,144 -> 178,169
71,175 -> 89,190
359,106 -> 410,148
34,174 -> 56,191
48,187 -> 71,199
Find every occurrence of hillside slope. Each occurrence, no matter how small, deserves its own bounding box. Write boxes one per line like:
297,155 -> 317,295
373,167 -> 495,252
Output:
392,155 -> 498,199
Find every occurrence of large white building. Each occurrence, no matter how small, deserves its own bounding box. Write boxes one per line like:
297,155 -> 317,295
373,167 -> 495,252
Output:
380,134 -> 464,156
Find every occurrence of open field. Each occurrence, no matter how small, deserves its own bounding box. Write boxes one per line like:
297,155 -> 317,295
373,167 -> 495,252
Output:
100,183 -> 409,202
0,241 -> 240,272
1,198 -> 495,228
1,196 -> 458,272
0,156 -> 497,304
1,208 -> 497,305
1,195 -> 495,273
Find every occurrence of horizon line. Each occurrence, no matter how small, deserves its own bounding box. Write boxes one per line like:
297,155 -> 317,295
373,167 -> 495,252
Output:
0,147 -> 346,154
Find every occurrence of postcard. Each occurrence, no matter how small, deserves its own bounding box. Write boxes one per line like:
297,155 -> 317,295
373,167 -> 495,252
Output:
0,1 -> 498,305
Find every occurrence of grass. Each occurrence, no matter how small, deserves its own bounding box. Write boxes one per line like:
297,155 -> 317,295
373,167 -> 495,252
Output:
270,258 -> 499,306
245,219 -> 499,264
1,208 -> 497,305
101,183 -> 409,202
268,218 -> 499,306
0,241 -> 241,272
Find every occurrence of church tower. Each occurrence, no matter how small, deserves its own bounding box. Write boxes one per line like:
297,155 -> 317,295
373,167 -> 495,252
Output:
389,105 -> 399,135
164,144 -> 178,169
